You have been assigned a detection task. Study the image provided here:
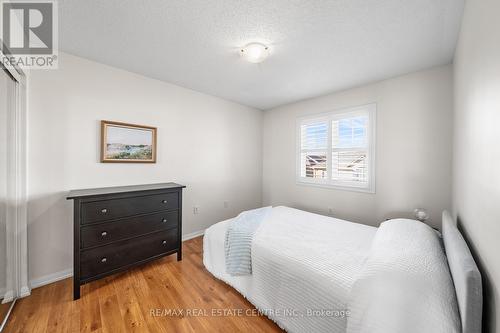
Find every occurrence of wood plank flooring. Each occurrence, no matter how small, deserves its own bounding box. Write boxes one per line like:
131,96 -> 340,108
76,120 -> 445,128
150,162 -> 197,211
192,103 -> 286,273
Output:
5,237 -> 283,333
0,301 -> 13,325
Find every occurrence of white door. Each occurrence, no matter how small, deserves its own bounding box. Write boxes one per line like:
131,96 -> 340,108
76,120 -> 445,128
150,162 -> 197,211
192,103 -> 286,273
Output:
0,68 -> 16,315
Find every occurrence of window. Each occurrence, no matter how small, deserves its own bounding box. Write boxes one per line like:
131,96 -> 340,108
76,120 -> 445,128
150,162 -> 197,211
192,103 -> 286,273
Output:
297,104 -> 376,192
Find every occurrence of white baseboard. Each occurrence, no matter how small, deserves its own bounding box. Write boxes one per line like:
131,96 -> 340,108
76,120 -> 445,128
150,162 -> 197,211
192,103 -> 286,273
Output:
182,229 -> 205,241
29,268 -> 73,290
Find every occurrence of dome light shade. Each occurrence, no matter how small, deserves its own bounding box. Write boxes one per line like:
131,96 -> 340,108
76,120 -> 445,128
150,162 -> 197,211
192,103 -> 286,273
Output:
240,43 -> 269,63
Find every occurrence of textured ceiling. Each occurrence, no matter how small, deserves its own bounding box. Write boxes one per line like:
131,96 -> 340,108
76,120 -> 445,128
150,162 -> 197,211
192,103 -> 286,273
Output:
59,0 -> 464,110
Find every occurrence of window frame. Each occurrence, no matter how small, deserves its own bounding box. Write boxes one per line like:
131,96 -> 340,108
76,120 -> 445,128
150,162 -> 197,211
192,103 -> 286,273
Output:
296,103 -> 376,193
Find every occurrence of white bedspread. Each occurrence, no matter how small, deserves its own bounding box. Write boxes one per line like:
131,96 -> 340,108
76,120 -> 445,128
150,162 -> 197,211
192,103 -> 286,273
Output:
203,206 -> 377,333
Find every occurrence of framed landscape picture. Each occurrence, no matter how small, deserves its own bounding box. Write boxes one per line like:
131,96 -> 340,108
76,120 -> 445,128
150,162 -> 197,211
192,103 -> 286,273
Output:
101,120 -> 157,163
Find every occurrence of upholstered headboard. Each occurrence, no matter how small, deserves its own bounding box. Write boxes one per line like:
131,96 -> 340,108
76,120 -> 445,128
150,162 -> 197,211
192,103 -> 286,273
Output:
442,210 -> 482,333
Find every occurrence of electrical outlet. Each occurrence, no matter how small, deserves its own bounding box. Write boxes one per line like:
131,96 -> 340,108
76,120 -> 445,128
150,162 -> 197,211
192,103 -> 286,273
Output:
193,206 -> 199,215
223,201 -> 229,209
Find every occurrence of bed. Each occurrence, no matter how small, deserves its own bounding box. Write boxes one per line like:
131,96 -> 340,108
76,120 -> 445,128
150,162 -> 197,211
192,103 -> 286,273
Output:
203,206 -> 482,333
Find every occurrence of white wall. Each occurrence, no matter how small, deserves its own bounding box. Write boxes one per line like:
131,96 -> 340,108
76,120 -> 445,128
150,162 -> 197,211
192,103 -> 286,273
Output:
263,66 -> 453,228
453,1 -> 500,332
27,53 -> 263,285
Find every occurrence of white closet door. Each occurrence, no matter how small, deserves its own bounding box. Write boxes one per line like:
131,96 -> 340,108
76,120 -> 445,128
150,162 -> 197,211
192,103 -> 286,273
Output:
0,68 -> 16,302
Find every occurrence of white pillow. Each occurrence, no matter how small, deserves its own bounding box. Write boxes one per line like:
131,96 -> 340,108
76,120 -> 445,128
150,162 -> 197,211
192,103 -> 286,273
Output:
347,219 -> 461,333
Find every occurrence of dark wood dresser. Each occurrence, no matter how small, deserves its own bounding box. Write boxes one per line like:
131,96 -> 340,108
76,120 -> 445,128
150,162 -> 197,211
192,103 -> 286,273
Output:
67,183 -> 185,300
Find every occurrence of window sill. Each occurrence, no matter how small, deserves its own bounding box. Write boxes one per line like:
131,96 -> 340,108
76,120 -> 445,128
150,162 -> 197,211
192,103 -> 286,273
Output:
296,179 -> 375,194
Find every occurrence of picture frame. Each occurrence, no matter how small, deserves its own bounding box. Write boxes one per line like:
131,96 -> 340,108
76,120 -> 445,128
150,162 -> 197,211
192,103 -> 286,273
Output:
100,120 -> 157,163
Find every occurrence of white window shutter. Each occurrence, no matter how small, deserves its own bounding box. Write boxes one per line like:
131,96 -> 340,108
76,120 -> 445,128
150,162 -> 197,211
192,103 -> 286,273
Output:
296,104 -> 376,192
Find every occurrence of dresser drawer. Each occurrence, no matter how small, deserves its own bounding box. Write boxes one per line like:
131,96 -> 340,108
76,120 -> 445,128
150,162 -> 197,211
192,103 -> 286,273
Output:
80,229 -> 178,280
81,192 -> 179,224
80,210 -> 178,249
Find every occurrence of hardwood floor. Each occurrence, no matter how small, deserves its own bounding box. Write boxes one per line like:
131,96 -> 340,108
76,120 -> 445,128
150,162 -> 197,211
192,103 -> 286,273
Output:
5,237 -> 283,333
0,301 -> 13,325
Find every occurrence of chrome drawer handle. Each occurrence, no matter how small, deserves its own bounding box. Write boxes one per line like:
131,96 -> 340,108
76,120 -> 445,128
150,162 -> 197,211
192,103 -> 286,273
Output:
161,200 -> 168,204
101,208 -> 108,214
101,231 -> 108,237
101,257 -> 107,263
162,240 -> 167,245
162,218 -> 167,223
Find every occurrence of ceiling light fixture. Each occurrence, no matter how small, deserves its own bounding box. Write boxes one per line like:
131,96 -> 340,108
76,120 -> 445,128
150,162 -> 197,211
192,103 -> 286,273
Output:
240,42 -> 269,64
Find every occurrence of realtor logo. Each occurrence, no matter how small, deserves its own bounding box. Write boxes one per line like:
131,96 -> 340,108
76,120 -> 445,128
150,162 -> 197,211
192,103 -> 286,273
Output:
1,0 -> 58,69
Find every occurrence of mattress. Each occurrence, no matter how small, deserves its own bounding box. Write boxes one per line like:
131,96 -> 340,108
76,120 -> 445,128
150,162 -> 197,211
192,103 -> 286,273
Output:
203,206 -> 377,333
